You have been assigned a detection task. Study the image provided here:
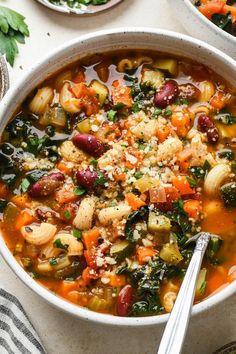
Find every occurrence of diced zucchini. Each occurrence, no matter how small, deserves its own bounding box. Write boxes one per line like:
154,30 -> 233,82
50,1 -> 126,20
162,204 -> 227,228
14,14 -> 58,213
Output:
110,240 -> 134,262
133,176 -> 160,193
160,243 -> 183,265
195,268 -> 207,298
153,59 -> 178,76
90,80 -> 109,105
141,69 -> 164,90
77,119 -> 91,133
148,212 -> 171,233
220,182 -> 236,208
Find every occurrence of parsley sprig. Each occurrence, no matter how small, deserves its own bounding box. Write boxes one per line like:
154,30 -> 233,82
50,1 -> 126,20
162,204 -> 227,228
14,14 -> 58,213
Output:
0,6 -> 29,66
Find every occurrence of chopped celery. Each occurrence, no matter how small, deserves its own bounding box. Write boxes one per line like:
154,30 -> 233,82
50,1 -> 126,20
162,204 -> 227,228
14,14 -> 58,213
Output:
88,296 -> 112,312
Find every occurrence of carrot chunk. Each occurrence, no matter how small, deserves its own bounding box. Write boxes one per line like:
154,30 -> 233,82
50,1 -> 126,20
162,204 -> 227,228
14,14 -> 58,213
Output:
125,193 -> 146,211
112,81 -> 133,108
15,209 -> 35,231
183,200 -> 201,219
109,275 -> 126,287
136,246 -> 158,265
83,229 -> 100,250
172,176 -> 195,195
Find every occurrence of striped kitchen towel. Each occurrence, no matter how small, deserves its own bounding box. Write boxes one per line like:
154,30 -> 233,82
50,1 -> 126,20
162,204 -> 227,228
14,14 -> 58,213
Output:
0,288 -> 47,354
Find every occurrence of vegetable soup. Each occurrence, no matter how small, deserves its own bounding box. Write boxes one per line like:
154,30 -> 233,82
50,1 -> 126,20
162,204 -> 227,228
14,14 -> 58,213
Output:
0,50 -> 236,317
194,0 -> 236,37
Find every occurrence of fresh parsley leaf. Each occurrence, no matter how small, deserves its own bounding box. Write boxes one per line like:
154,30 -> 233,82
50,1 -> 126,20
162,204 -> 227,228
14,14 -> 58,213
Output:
114,102 -> 126,110
0,6 -> 29,66
63,210 -> 71,219
72,229 -> 82,239
90,159 -> 98,166
164,109 -> 172,117
20,178 -> 30,193
132,102 -> 141,113
134,172 -> 143,179
107,110 -> 117,122
175,98 -> 189,106
203,160 -> 211,171
94,170 -> 107,186
49,258 -> 58,266
74,186 -> 86,196
153,108 -> 162,117
53,238 -> 69,250
186,176 -> 196,188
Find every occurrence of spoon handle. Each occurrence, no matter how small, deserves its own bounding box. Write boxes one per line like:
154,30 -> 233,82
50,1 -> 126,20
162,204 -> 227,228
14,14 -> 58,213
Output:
158,232 -> 211,354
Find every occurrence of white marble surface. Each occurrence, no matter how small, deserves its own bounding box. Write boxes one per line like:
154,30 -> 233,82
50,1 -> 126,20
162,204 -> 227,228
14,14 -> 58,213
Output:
1,0 -> 236,353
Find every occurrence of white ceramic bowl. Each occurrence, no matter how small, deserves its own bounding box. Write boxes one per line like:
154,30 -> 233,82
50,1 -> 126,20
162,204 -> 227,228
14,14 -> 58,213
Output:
168,0 -> 236,60
0,28 -> 236,327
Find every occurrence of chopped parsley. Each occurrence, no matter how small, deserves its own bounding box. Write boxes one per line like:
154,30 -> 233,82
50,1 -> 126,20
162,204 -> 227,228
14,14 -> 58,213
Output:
94,171 -> 107,186
186,176 -> 197,188
20,178 -> 30,193
74,187 -> 86,196
107,110 -> 117,122
132,102 -> 141,113
49,258 -> 58,266
72,229 -> 82,239
53,238 -> 69,250
63,210 -> 72,219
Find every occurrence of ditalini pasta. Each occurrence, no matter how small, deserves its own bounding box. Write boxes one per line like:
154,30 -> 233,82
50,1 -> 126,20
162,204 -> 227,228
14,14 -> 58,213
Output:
0,50 -> 236,317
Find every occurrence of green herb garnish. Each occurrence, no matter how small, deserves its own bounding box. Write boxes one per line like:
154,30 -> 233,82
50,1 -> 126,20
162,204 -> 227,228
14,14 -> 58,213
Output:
74,187 -> 86,196
20,178 -> 30,193
72,229 -> 82,239
0,6 -> 29,66
53,238 -> 69,250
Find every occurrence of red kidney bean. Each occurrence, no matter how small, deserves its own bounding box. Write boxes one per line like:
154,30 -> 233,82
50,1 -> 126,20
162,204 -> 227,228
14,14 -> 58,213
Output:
72,134 -> 104,158
28,172 -> 65,198
36,207 -> 60,221
198,114 -> 219,143
116,285 -> 134,317
154,80 -> 179,108
76,169 -> 99,189
178,83 -> 200,100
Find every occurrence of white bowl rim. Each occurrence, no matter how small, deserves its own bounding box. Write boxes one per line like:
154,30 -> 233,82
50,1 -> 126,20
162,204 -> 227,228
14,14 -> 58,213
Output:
0,27 -> 236,327
182,0 -> 236,44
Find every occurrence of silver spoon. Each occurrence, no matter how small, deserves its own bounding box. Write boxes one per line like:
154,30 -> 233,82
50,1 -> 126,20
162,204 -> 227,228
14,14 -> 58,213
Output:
158,232 -> 217,354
